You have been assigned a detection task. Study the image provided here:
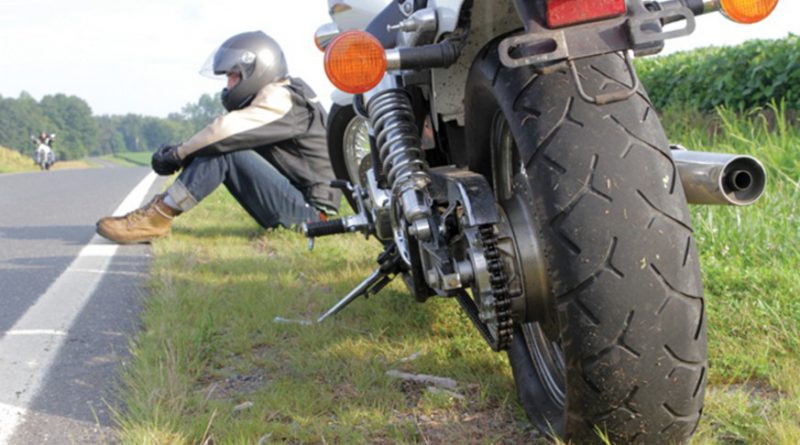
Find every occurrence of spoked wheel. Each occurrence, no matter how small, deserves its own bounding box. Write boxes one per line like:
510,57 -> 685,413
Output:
465,41 -> 707,444
327,103 -> 371,208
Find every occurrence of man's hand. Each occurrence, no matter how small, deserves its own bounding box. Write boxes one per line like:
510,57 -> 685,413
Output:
151,144 -> 183,175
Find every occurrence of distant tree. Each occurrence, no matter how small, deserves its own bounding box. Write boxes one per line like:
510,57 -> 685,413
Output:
181,92 -> 224,132
0,90 -> 226,160
141,116 -> 183,149
95,116 -> 127,156
40,94 -> 98,159
0,92 -> 51,155
116,114 -> 145,152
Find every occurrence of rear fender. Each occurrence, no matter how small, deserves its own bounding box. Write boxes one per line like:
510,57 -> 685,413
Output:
430,0 -> 523,126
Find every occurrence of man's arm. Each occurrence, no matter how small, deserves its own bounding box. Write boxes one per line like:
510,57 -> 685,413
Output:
176,81 -> 298,161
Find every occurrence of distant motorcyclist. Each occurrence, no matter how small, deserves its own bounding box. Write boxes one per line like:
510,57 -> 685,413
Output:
31,131 -> 56,170
39,131 -> 56,147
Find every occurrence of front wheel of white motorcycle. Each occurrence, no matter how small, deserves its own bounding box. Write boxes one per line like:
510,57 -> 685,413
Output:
465,43 -> 707,444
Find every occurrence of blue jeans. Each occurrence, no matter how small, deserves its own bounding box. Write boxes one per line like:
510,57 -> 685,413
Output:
166,150 -> 321,229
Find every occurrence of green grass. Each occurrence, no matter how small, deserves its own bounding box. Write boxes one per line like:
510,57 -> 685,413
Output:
122,199 -> 525,444
117,105 -> 799,444
0,145 -> 37,173
119,195 -> 533,444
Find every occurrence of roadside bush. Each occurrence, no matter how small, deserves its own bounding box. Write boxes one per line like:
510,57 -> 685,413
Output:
636,35 -> 800,111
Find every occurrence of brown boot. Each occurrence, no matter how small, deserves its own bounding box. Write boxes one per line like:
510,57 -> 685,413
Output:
96,193 -> 182,244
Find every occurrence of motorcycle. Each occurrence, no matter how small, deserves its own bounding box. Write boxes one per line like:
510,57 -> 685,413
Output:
31,134 -> 56,170
308,0 -> 773,442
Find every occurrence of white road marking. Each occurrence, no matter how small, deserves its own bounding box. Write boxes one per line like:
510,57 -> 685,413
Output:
79,244 -> 119,257
0,171 -> 157,444
67,268 -> 112,275
3,330 -> 67,337
0,406 -> 22,441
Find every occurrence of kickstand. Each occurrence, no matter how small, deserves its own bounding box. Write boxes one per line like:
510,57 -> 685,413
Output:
317,243 -> 404,323
317,267 -> 394,322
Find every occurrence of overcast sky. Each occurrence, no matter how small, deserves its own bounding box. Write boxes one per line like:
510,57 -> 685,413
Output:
0,0 -> 796,117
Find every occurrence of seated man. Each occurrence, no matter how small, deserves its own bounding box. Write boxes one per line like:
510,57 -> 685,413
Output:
97,31 -> 340,244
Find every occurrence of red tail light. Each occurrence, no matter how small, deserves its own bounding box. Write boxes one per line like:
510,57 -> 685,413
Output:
546,0 -> 627,28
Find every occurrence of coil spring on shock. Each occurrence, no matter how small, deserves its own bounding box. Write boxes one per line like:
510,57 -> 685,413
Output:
367,89 -> 430,196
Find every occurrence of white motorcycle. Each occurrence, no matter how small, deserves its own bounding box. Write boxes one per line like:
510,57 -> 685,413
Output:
32,135 -> 56,170
310,1 -> 773,442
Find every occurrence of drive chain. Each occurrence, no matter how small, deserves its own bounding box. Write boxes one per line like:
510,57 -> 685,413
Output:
456,224 -> 514,351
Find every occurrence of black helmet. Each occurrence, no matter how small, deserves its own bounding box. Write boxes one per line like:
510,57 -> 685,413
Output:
203,31 -> 288,111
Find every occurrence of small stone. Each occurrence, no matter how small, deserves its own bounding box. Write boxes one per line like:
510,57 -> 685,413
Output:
273,316 -> 312,325
386,370 -> 458,390
232,401 -> 254,416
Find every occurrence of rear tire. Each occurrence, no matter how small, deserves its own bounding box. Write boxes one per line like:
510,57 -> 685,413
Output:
465,45 -> 707,444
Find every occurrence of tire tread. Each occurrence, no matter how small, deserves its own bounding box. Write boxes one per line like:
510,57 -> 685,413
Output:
466,43 -> 707,444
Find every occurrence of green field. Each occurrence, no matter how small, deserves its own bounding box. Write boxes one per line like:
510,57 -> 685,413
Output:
114,103 -> 799,444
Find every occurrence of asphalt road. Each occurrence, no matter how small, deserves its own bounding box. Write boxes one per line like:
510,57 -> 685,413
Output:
0,166 -> 165,444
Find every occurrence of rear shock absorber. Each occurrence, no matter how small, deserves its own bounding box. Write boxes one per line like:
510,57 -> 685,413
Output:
367,88 -> 434,240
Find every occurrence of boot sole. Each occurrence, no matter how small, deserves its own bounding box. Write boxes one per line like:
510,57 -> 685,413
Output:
95,224 -> 168,245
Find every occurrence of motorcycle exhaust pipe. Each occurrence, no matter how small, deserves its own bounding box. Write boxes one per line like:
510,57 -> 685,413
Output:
671,145 -> 766,206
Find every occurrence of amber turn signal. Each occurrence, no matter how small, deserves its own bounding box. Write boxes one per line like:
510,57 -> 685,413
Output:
717,0 -> 778,24
324,30 -> 387,94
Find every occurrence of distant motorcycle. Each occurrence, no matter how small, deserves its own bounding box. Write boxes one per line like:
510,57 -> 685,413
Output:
309,0 -> 774,443
31,133 -> 56,170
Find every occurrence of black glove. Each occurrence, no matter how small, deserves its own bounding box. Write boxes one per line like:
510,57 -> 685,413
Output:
151,144 -> 183,175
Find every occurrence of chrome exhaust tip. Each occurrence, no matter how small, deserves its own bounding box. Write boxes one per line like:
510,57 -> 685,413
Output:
671,145 -> 767,206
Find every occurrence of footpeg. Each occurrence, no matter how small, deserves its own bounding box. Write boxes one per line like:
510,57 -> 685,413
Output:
304,219 -> 348,238
303,214 -> 370,239
317,243 -> 405,322
302,180 -> 373,251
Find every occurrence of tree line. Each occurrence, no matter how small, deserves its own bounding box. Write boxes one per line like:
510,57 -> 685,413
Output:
0,91 -> 224,161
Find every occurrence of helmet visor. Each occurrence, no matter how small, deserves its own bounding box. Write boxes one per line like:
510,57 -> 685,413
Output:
199,47 -> 258,79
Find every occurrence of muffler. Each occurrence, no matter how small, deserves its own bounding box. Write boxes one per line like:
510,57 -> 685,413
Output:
671,145 -> 766,206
